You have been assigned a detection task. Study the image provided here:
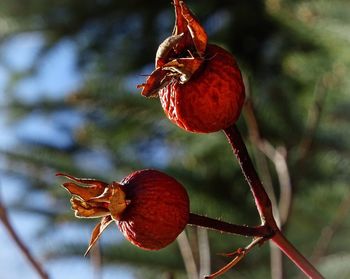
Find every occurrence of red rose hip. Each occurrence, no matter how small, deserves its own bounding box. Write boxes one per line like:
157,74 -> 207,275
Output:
118,170 -> 189,250
57,169 -> 189,253
159,44 -> 245,133
139,0 -> 245,133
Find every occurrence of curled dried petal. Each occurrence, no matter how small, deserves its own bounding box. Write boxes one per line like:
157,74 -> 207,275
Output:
139,0 -> 208,98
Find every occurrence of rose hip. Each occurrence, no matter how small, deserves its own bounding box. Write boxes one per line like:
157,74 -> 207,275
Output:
118,170 -> 189,250
138,0 -> 245,133
57,169 -> 189,252
159,44 -> 245,133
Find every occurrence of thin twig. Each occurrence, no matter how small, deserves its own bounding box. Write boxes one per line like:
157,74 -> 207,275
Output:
223,124 -> 324,278
90,242 -> 102,279
260,142 -> 292,225
244,97 -> 292,226
0,189 -> 49,279
270,242 -> 284,279
223,125 -> 276,226
244,97 -> 292,279
205,237 -> 265,279
251,146 -> 284,279
223,120 -> 284,278
177,230 -> 198,279
188,213 -> 272,237
271,231 -> 323,279
197,227 -> 211,278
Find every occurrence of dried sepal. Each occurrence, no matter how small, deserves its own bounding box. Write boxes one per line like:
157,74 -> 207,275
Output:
108,182 -> 129,221
70,196 -> 110,218
176,0 -> 207,57
84,215 -> 113,256
173,0 -> 188,36
156,33 -> 184,68
57,173 -> 108,200
138,0 -> 208,97
162,57 -> 203,83
57,173 -> 129,253
138,68 -> 172,97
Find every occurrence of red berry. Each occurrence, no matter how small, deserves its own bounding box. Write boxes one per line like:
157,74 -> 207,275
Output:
58,169 -> 189,252
138,0 -> 245,133
118,170 -> 189,250
159,44 -> 245,133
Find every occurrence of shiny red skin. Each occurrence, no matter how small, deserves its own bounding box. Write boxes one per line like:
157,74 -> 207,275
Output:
117,170 -> 189,250
159,44 -> 245,133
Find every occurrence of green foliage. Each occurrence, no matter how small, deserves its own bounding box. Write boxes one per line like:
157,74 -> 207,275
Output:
1,0 -> 350,278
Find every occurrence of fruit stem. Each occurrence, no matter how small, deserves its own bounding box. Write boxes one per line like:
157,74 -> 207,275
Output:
223,124 -> 276,226
223,124 -> 324,278
188,213 -> 271,237
271,231 -> 324,279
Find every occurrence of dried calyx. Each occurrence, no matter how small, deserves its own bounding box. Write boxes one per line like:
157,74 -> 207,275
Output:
138,0 -> 207,97
57,173 -> 127,255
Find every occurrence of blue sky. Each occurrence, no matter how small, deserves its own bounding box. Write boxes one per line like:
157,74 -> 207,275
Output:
0,33 -> 135,279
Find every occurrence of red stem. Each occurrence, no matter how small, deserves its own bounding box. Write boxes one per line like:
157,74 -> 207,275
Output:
188,213 -> 272,237
223,124 -> 276,226
272,231 -> 324,279
223,124 -> 324,279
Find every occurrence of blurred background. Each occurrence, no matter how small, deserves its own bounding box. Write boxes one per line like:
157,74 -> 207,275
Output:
0,0 -> 349,278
